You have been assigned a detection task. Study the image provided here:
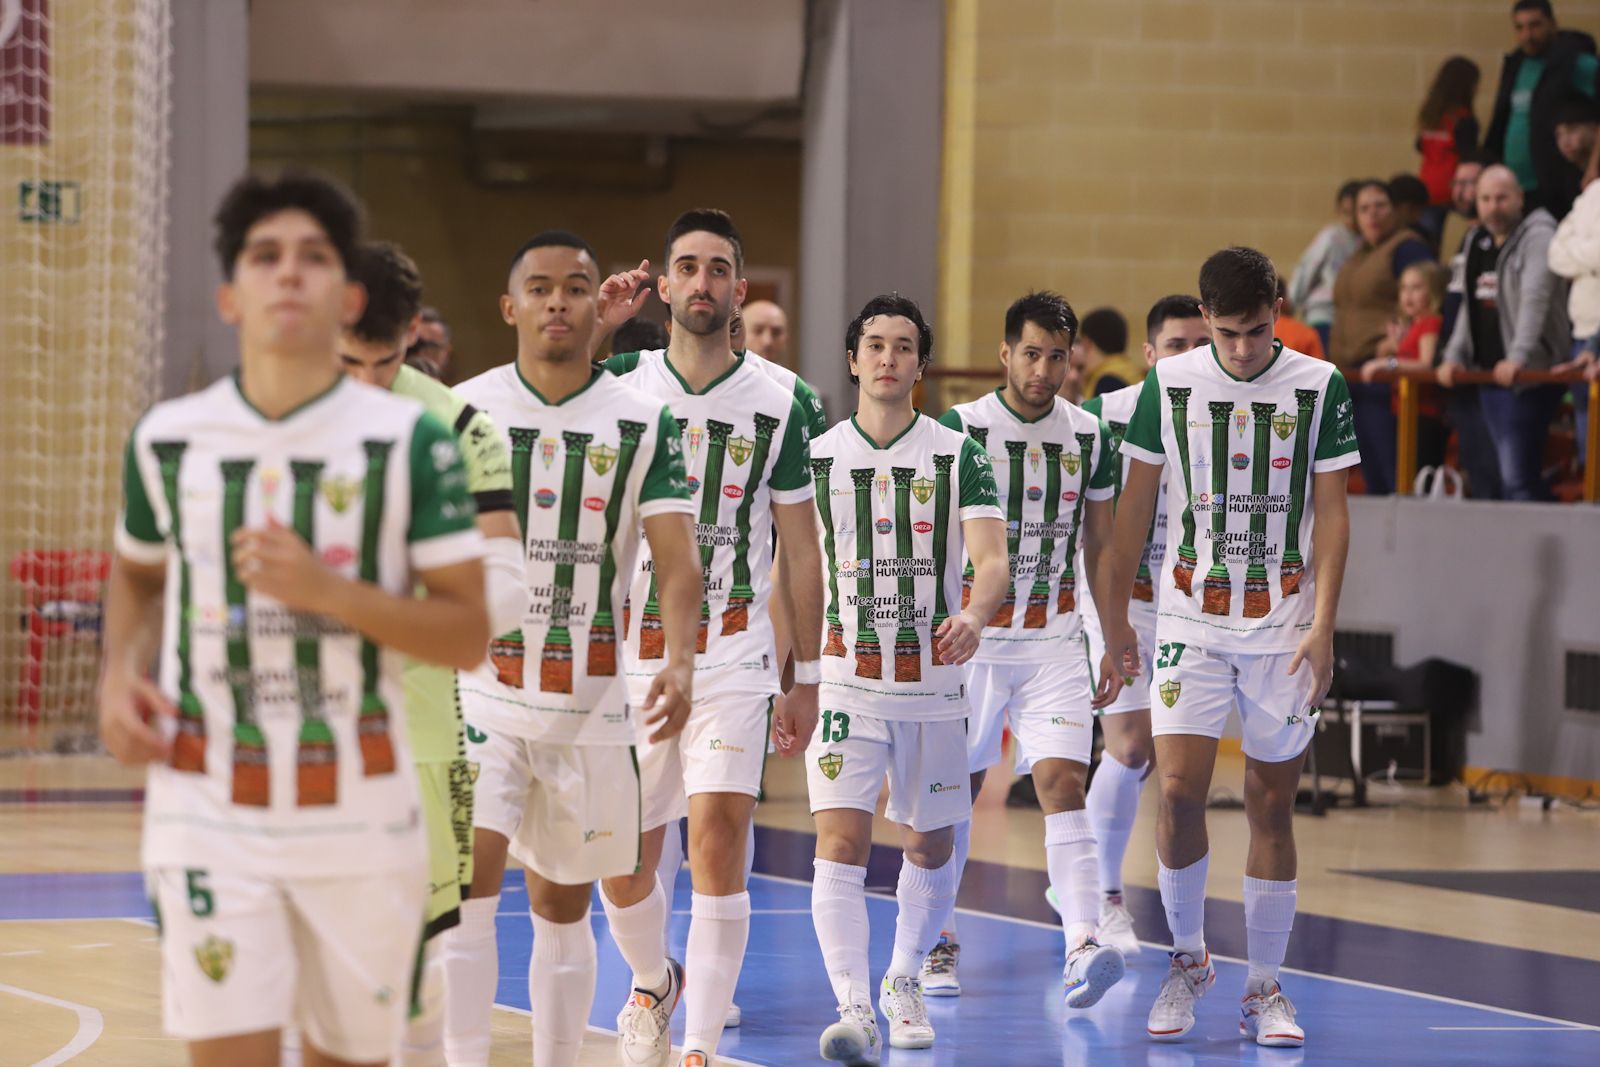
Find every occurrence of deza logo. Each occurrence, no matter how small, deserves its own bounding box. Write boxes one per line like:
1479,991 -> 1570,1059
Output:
584,497 -> 605,511
913,521 -> 933,534
723,485 -> 744,499
1271,457 -> 1291,470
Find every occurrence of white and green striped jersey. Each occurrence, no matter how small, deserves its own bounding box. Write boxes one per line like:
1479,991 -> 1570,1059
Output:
1120,342 -> 1360,653
116,374 -> 483,877
390,365 -> 514,763
809,413 -> 1002,720
939,391 -> 1115,662
603,349 -> 815,704
742,348 -> 830,439
453,363 -> 693,745
1082,384 -> 1168,629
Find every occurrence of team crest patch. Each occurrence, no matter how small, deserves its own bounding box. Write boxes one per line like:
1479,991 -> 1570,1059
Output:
588,443 -> 617,475
194,935 -> 234,983
540,437 -> 558,468
1272,412 -> 1296,441
911,477 -> 935,505
1028,447 -> 1041,471
727,436 -> 754,466
258,467 -> 282,503
1158,680 -> 1181,708
1061,452 -> 1081,476
817,752 -> 844,780
688,426 -> 705,456
1234,408 -> 1249,436
319,475 -> 360,513
876,474 -> 890,503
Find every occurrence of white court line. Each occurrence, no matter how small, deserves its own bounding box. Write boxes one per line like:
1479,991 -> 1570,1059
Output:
0,983 -> 104,1066
1,949 -> 42,957
748,870 -> 1600,1034
68,943 -> 111,950
1430,1026 -> 1587,1032
490,1003 -> 766,1067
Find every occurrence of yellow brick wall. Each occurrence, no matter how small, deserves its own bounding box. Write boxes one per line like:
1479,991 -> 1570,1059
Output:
940,0 -> 1600,401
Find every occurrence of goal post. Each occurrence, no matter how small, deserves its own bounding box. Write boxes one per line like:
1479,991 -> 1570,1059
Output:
1,0 -> 171,751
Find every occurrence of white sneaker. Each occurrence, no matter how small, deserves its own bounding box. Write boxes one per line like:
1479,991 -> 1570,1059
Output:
1063,937 -> 1125,1009
1097,893 -> 1142,956
819,1002 -> 880,1065
878,974 -> 935,1049
616,958 -> 683,1067
1146,950 -> 1215,1042
724,1001 -> 741,1027
1240,982 -> 1305,1047
919,933 -> 961,996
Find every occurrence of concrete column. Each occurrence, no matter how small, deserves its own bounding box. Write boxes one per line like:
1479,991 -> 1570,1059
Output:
161,0 -> 248,398
798,0 -> 943,419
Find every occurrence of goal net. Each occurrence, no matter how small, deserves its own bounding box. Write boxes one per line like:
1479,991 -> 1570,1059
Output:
1,0 -> 171,753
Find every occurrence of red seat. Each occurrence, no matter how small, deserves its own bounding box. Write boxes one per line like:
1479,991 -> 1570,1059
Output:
9,550 -> 112,727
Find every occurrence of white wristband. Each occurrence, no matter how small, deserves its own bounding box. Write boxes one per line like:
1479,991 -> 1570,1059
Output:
792,660 -> 822,686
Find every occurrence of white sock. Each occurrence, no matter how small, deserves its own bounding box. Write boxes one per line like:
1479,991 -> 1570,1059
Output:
683,891 -> 751,1055
440,894 -> 498,1067
1045,809 -> 1099,949
529,909 -> 597,1067
601,877 -> 671,993
398,938 -> 446,1066
1086,756 -> 1145,897
887,852 -> 960,981
812,858 -> 871,1006
656,820 -> 684,956
1244,876 -> 1297,992
1158,854 -> 1209,957
940,818 -> 971,943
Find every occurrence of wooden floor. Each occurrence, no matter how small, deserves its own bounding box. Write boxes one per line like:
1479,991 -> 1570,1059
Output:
4,746 -> 1599,1065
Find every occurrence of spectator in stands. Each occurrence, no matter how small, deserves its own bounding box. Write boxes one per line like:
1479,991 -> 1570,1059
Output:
1288,180 -> 1363,352
1363,262 -> 1450,478
1547,123 -> 1600,471
1418,56 -> 1483,249
1440,164 -> 1571,500
1273,277 -> 1325,358
1390,173 -> 1436,250
1482,0 -> 1598,221
609,315 -> 670,357
742,299 -> 790,362
1438,158 -> 1506,498
416,305 -> 454,379
1076,307 -> 1143,396
1331,178 -> 1437,494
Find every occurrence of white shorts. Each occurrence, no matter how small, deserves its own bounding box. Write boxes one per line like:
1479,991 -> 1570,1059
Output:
466,722 -> 641,884
149,865 -> 425,1060
965,658 -> 1094,774
1150,641 -> 1319,764
1082,613 -> 1158,716
637,694 -> 773,832
805,711 -> 971,832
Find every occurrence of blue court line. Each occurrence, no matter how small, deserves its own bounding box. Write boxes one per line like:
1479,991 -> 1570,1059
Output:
0,788 -> 144,804
0,872 -> 149,921
748,824 -> 1600,1028
485,868 -> 1600,1067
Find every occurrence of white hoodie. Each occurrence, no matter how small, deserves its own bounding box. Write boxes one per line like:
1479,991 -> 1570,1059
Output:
1548,180 -> 1600,340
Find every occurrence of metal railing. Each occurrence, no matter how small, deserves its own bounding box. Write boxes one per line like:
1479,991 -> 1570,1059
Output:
1366,366 -> 1598,504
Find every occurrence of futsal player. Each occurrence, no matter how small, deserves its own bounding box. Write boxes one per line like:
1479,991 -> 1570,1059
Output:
1100,247 -> 1357,1047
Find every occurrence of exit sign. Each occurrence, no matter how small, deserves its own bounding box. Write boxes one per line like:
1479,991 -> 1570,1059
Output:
18,179 -> 79,223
